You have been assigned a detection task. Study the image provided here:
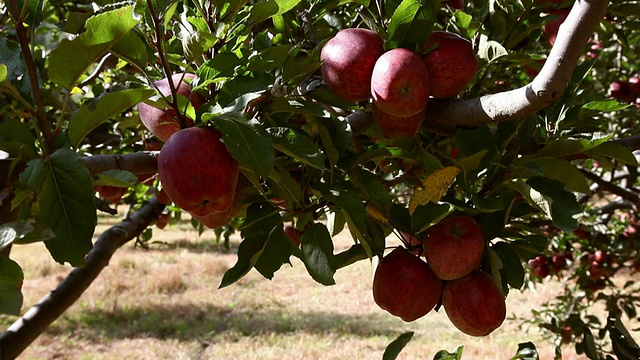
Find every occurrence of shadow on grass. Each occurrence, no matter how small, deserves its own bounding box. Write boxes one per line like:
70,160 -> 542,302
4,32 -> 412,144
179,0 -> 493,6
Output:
48,303 -> 402,342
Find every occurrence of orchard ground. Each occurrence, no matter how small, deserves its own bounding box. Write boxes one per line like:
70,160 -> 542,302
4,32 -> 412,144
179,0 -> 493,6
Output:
1,210 -> 636,360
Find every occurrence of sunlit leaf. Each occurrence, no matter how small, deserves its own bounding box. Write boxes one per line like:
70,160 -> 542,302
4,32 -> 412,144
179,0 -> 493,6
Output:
409,166 -> 459,215
301,223 -> 336,285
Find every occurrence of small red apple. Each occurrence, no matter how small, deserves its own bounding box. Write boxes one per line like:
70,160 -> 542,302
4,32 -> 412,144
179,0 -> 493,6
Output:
421,31 -> 478,98
320,28 -> 385,102
157,127 -> 239,218
190,199 -> 244,229
95,185 -> 127,204
372,247 -> 443,322
628,76 -> 640,94
371,48 -> 430,117
422,215 -> 485,280
372,103 -> 425,138
445,0 -> 465,10
609,80 -> 630,100
543,10 -> 569,46
138,73 -> 205,142
156,212 -> 170,229
442,271 -> 506,336
284,226 -> 302,247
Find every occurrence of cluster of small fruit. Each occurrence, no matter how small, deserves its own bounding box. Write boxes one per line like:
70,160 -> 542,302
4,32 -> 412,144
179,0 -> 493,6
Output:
320,28 -> 477,138
372,216 -> 507,337
609,76 -> 640,109
527,250 -> 573,279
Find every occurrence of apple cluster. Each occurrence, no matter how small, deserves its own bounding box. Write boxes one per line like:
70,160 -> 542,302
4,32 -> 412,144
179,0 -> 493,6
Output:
320,28 -> 478,138
372,216 -> 507,337
136,73 -> 244,229
609,76 -> 640,108
527,250 -> 572,279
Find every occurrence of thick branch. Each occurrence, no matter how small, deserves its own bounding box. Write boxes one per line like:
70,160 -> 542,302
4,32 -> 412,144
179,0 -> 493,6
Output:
579,169 -> 640,206
79,151 -> 160,177
423,0 -> 609,134
0,198 -> 165,360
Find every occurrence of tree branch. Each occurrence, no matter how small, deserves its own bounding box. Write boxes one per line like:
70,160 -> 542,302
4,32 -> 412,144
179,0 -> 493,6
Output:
423,0 -> 610,135
79,151 -> 160,177
0,197 -> 166,360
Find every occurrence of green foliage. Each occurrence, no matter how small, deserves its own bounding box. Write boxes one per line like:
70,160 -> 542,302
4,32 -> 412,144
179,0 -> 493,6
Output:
2,0 -> 640,357
383,331 -> 415,360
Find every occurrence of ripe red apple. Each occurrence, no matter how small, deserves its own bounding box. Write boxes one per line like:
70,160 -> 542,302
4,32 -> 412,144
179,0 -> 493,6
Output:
371,48 -> 430,117
156,187 -> 171,205
422,215 -> 485,280
628,76 -> 640,94
543,10 -> 569,46
191,199 -> 244,229
138,73 -> 205,142
284,226 -> 303,247
320,28 -> 384,102
372,247 -> 443,322
442,271 -> 506,336
157,127 -> 239,218
445,0 -> 465,10
94,185 -> 127,204
156,212 -> 170,229
372,103 -> 425,138
609,80 -> 630,100
421,31 -> 478,98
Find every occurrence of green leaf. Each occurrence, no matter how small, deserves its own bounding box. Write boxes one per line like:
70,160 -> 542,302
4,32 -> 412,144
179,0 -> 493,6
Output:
581,99 -> 631,113
110,31 -> 152,69
94,169 -> 137,187
0,63 -> 6,82
588,142 -> 639,166
433,345 -> 464,360
0,221 -> 55,248
210,114 -> 275,178
269,127 -> 326,170
477,35 -> 508,63
219,203 -> 284,288
69,89 -> 156,148
529,158 -> 590,194
526,177 -> 581,233
253,224 -> 293,280
386,0 -> 434,50
535,136 -> 613,158
20,149 -> 97,266
510,342 -> 539,360
248,0 -> 302,25
383,332 -> 414,360
0,255 -> 23,316
491,241 -> 525,290
0,118 -> 37,157
0,38 -> 33,103
301,223 -> 336,285
48,5 -> 139,89
313,180 -> 375,257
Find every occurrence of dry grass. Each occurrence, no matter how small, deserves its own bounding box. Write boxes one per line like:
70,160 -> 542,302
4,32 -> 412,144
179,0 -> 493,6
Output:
0,211 -> 614,359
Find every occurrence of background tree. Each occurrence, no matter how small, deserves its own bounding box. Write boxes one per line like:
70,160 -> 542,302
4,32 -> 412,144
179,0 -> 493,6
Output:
0,0 -> 639,358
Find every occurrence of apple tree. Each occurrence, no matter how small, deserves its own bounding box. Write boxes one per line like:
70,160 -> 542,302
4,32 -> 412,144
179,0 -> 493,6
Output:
0,0 -> 639,358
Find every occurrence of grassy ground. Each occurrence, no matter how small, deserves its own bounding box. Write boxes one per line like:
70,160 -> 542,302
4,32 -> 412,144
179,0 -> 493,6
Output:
0,211 -> 608,359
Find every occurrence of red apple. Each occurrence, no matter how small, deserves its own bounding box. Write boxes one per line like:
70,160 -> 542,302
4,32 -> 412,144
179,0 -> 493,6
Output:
284,226 -> 303,247
371,48 -> 430,117
95,185 -> 127,204
190,199 -> 244,229
445,0 -> 465,10
320,28 -> 385,102
442,271 -> 506,336
609,80 -> 630,100
157,127 -> 239,218
156,212 -> 170,229
372,247 -> 443,322
422,215 -> 485,280
628,76 -> 640,94
372,103 -> 425,138
138,73 -> 205,142
543,10 -> 569,46
421,31 -> 478,98
156,187 -> 171,205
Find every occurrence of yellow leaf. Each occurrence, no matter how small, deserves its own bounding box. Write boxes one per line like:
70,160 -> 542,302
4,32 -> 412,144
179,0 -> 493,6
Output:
409,166 -> 460,215
365,203 -> 390,226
